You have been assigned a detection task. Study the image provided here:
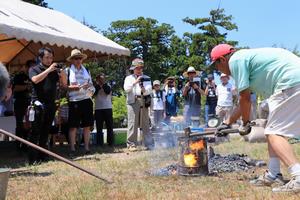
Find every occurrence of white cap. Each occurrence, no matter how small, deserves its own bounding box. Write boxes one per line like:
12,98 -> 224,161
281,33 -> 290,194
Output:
153,80 -> 161,86
220,73 -> 229,78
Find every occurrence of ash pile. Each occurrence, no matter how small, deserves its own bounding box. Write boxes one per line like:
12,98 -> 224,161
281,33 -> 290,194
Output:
149,151 -> 266,176
208,153 -> 266,174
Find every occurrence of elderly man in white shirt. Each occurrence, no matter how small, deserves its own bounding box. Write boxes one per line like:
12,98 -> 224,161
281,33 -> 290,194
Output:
216,73 -> 236,122
123,58 -> 153,150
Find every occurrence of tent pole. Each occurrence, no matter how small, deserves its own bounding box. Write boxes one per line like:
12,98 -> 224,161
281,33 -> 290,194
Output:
0,37 -> 17,43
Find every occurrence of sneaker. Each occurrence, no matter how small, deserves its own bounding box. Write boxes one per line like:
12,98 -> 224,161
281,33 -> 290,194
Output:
127,144 -> 138,152
84,150 -> 91,155
137,146 -> 150,151
127,145 -> 138,152
272,177 -> 300,193
250,171 -> 286,187
68,150 -> 76,158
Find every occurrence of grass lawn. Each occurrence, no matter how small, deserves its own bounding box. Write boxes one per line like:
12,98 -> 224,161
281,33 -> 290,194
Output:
5,137 -> 300,200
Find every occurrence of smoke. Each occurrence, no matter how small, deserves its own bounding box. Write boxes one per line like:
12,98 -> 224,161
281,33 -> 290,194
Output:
0,63 -> 10,100
146,122 -> 184,170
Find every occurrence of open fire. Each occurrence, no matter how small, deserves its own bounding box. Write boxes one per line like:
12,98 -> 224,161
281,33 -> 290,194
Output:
148,127 -> 267,177
183,153 -> 197,167
177,128 -> 209,176
183,140 -> 205,167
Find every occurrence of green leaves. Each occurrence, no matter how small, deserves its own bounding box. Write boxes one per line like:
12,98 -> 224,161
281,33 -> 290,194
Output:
181,8 -> 238,73
105,17 -> 175,81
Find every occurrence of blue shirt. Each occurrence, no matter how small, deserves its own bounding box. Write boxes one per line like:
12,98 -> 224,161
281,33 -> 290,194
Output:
229,48 -> 300,98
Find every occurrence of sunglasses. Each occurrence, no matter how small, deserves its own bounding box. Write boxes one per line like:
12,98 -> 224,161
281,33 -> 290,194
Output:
73,57 -> 82,60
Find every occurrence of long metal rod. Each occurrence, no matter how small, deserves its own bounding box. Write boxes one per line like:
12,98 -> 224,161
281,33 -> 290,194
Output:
189,129 -> 239,137
0,129 -> 112,183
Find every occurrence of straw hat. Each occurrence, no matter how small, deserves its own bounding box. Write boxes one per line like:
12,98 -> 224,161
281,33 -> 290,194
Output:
166,76 -> 176,81
183,66 -> 200,78
67,49 -> 87,62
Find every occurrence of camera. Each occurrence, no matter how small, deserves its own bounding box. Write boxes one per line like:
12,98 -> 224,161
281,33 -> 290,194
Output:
168,80 -> 174,87
139,76 -> 151,87
56,62 -> 65,69
177,75 -> 184,90
189,77 -> 201,86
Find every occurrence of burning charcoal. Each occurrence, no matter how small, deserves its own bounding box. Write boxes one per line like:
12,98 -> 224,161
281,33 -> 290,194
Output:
149,146 -> 266,176
207,153 -> 264,174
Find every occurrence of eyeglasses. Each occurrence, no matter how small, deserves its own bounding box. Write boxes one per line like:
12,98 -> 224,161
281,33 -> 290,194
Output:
73,57 -> 82,60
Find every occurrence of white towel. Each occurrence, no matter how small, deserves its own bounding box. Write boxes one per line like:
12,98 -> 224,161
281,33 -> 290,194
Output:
69,64 -> 91,85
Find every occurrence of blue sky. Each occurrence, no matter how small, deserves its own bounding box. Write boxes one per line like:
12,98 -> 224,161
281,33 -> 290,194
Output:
47,0 -> 300,50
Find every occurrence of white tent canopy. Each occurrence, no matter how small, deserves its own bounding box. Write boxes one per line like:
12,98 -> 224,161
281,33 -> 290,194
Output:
0,0 -> 130,68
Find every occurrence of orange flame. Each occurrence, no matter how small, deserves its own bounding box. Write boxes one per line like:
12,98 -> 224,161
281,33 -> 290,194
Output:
189,140 -> 205,151
184,153 -> 197,167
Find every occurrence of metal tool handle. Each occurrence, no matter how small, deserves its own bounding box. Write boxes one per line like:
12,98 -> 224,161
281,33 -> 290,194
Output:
189,128 -> 239,137
0,129 -> 112,183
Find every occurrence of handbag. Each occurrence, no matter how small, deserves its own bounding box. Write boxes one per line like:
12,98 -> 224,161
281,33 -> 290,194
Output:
144,95 -> 152,108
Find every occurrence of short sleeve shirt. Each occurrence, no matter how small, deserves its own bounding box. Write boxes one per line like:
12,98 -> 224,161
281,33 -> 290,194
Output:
152,90 -> 166,110
29,64 -> 59,104
216,83 -> 234,107
229,48 -> 300,98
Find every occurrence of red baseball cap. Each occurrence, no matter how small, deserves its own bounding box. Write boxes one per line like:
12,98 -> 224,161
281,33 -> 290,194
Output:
209,44 -> 235,67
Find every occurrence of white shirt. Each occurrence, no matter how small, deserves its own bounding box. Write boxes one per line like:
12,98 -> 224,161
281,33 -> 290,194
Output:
67,65 -> 94,102
123,74 -> 152,104
216,82 -> 235,107
95,85 -> 112,110
151,90 -> 166,110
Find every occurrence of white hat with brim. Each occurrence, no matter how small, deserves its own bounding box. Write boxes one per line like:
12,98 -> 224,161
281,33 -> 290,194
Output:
129,58 -> 144,70
183,66 -> 200,78
153,80 -> 161,86
67,49 -> 87,62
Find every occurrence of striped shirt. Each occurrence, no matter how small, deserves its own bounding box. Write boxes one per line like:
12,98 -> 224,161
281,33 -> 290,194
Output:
66,65 -> 94,102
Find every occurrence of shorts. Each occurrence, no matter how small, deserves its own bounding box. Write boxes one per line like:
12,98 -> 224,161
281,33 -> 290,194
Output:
265,84 -> 300,138
68,98 -> 94,128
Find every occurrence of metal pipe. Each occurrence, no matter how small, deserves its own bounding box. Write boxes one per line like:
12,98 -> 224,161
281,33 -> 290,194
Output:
0,129 -> 112,183
189,129 -> 239,137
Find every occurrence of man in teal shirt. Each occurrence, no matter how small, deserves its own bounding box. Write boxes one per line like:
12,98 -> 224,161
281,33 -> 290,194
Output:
210,44 -> 300,193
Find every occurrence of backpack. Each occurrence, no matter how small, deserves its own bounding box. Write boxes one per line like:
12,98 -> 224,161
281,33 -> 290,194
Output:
165,90 -> 177,116
151,90 -> 163,101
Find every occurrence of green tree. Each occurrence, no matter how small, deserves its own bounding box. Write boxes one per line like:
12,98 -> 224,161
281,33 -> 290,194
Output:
104,17 -> 175,80
167,35 -> 189,77
22,0 -> 48,7
182,8 -> 238,71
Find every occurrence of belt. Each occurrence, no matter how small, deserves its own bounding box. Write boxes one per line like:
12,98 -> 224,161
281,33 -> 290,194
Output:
136,95 -> 143,98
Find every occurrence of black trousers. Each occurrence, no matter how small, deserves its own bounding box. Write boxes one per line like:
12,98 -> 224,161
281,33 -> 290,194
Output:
208,102 -> 217,117
95,109 -> 114,146
28,102 -> 56,162
14,99 -> 29,149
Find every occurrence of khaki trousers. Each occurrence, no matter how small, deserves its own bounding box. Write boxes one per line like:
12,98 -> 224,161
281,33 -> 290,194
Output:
216,105 -> 233,122
127,98 -> 153,147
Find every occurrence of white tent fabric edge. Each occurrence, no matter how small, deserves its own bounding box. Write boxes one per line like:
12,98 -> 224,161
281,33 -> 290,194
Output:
0,0 -> 130,57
